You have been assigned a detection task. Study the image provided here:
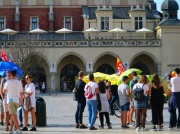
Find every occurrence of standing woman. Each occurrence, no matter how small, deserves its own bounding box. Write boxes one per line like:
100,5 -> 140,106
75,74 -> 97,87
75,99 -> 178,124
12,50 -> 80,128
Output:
21,75 -> 37,131
149,74 -> 166,131
133,75 -> 149,131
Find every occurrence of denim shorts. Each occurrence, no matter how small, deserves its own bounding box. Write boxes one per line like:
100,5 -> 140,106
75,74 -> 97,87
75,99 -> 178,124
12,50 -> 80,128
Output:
120,102 -> 130,111
134,97 -> 148,109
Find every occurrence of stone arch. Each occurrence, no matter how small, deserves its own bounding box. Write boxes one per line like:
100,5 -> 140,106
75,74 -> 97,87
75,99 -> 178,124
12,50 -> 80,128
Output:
56,52 -> 86,70
129,52 -> 158,75
21,52 -> 49,90
93,52 -> 117,74
57,53 -> 86,91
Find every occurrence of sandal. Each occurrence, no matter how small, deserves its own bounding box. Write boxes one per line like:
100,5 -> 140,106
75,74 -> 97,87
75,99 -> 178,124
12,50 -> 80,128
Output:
4,128 -> 9,131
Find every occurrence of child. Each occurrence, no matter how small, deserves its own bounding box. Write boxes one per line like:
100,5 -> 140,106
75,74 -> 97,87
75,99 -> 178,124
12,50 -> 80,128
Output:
98,80 -> 112,129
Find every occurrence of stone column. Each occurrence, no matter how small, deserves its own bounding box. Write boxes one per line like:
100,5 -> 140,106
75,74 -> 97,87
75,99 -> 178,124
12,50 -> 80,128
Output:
49,1 -> 54,31
50,73 -> 56,91
15,0 -> 20,31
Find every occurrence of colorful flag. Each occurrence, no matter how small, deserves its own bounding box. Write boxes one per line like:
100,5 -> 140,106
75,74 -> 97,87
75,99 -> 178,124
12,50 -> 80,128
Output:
170,71 -> 175,78
1,47 -> 8,62
116,56 -> 126,76
9,54 -> 13,62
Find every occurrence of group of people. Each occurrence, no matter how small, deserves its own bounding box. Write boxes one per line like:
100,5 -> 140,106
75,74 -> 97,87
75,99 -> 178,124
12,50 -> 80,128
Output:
0,71 -> 37,134
75,68 -> 180,131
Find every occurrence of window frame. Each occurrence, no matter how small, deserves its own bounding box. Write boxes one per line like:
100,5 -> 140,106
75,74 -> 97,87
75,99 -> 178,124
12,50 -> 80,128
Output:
30,16 -> 39,30
101,17 -> 109,31
135,17 -> 143,30
64,16 -> 72,30
0,17 -> 6,31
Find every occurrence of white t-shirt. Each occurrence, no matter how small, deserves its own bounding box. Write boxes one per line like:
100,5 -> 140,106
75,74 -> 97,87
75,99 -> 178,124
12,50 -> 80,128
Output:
84,81 -> 98,100
170,77 -> 180,92
4,79 -> 22,104
133,83 -> 149,96
25,83 -> 36,108
118,83 -> 130,106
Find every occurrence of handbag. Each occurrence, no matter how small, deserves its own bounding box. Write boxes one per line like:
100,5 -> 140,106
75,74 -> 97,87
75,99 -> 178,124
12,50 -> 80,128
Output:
24,96 -> 32,111
97,94 -> 102,111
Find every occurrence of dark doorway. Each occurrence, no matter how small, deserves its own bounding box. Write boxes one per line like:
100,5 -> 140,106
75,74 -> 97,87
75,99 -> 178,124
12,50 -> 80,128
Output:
96,64 -> 115,75
60,64 -> 80,92
131,62 -> 150,75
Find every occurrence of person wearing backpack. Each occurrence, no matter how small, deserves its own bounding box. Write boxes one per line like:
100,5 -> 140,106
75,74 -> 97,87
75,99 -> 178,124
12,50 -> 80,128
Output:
127,71 -> 138,126
75,71 -> 88,129
149,74 -> 166,131
133,75 -> 149,131
118,76 -> 130,129
84,74 -> 99,130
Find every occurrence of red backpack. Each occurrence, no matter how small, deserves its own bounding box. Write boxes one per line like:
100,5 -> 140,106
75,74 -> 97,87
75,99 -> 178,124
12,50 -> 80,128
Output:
84,83 -> 94,99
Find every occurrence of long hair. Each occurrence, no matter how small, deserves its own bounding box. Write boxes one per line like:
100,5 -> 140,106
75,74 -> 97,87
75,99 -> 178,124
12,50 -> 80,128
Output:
98,80 -> 106,93
138,75 -> 148,84
152,73 -> 161,89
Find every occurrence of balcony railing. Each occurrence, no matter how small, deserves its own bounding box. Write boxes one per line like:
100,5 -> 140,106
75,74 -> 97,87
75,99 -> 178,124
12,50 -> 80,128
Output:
0,33 -> 161,47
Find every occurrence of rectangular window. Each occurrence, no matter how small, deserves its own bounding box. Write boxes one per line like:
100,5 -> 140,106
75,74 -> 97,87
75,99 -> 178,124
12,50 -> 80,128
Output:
101,17 -> 109,30
30,17 -> 38,30
0,18 -> 5,31
135,17 -> 143,30
64,17 -> 72,30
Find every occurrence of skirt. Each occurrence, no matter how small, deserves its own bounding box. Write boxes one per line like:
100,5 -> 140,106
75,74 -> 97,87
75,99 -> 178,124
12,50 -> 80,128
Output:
134,96 -> 148,109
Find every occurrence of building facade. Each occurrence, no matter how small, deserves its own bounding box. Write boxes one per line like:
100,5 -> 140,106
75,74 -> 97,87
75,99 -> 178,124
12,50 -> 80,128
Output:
0,0 -> 179,91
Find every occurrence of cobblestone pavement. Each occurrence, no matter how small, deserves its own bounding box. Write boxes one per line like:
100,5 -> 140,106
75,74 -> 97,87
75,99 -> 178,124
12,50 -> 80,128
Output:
0,93 -> 180,133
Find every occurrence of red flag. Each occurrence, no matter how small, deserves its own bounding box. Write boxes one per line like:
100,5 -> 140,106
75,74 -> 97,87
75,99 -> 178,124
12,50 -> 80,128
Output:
1,47 -> 8,62
116,56 -> 126,76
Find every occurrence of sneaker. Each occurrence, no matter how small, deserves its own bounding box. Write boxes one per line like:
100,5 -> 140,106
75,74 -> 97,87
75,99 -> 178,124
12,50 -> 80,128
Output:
89,126 -> 97,130
79,125 -> 88,129
29,127 -> 37,131
108,125 -> 112,129
21,127 -> 28,131
76,124 -> 79,128
158,125 -> 163,131
121,125 -> 130,129
151,126 -> 157,131
126,122 -> 130,126
168,125 -> 174,130
9,130 -> 13,134
109,113 -> 114,116
15,130 -> 22,134
141,127 -> 147,131
19,124 -> 23,127
136,127 -> 140,131
129,122 -> 135,126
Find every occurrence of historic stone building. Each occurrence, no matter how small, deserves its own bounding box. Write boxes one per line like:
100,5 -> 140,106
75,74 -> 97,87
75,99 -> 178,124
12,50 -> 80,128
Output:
0,0 -> 179,91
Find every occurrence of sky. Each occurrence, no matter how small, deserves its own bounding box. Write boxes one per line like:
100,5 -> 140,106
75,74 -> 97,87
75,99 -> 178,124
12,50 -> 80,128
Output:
154,0 -> 180,19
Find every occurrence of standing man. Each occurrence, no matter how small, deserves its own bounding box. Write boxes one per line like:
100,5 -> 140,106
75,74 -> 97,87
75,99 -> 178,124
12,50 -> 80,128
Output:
3,70 -> 23,134
84,74 -> 99,130
168,68 -> 180,129
118,76 -> 130,128
75,71 -> 88,129
127,71 -> 138,125
1,71 -> 12,131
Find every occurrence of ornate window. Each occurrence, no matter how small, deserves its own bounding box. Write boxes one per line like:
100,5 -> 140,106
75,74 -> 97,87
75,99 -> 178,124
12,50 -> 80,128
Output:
101,17 -> 109,30
135,17 -> 143,30
64,17 -> 72,30
30,17 -> 38,30
0,18 -> 5,31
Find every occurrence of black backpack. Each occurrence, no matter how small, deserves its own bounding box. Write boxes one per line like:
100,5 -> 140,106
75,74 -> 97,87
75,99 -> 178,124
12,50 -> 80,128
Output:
132,84 -> 145,101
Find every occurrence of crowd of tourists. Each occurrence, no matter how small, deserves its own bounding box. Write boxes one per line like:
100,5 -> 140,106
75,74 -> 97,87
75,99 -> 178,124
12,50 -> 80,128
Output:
74,68 -> 180,131
0,71 -> 37,134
